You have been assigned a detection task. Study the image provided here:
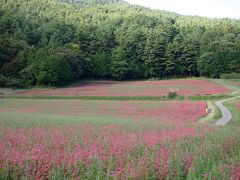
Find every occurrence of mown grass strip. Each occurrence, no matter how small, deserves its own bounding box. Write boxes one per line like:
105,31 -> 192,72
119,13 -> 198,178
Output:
188,94 -> 236,101
6,94 -> 239,101
6,95 -> 185,101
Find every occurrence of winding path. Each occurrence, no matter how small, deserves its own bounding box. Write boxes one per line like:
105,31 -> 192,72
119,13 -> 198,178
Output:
215,96 -> 240,126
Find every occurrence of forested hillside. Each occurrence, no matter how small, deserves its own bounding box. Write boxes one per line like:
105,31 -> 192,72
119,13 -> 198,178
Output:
0,0 -> 240,87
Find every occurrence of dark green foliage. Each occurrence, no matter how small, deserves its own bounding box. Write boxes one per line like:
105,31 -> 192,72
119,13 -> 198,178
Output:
92,52 -> 111,78
144,31 -> 167,78
17,49 -> 72,86
0,0 -> 240,87
1,59 -> 23,78
0,74 -> 7,87
111,60 -> 128,80
34,55 -> 71,86
198,52 -> 216,78
0,74 -> 23,88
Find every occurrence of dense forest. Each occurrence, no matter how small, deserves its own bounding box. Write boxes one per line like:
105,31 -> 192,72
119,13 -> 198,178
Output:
0,0 -> 240,87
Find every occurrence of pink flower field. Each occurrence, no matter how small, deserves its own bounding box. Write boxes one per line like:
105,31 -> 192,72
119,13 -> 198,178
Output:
0,124 -> 213,179
0,99 -> 213,179
15,79 -> 230,97
0,100 -> 206,127
0,99 -> 239,179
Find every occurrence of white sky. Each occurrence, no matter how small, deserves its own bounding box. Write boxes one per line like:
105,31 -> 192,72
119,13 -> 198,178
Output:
125,0 -> 240,19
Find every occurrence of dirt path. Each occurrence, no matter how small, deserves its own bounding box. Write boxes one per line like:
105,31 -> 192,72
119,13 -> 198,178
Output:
215,96 -> 240,126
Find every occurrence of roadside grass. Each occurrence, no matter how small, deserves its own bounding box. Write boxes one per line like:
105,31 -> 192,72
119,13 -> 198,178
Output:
223,99 -> 240,126
199,101 -> 221,123
188,94 -> 236,101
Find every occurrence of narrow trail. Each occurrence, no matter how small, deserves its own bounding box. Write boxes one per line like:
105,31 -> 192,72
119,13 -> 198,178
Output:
215,96 -> 240,126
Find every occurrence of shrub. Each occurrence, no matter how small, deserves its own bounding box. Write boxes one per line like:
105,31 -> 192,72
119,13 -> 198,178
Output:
168,89 -> 178,98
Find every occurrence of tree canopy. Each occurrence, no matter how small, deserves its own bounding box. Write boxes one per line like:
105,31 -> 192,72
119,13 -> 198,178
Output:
0,0 -> 240,87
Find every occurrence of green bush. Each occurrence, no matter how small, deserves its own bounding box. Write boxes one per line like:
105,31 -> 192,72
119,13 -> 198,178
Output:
35,55 -> 72,86
20,49 -> 73,87
220,73 -> 240,79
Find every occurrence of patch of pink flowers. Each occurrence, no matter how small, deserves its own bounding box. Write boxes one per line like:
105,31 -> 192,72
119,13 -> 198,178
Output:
0,123 -> 212,179
0,100 -> 207,127
0,99 -> 216,179
16,79 -> 230,97
231,165 -> 240,180
101,101 -> 207,126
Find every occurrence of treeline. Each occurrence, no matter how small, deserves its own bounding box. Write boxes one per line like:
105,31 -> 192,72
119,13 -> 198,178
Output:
0,0 -> 240,87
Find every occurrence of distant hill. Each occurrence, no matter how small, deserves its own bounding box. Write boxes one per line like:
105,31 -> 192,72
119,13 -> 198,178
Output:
0,0 -> 239,87
59,0 -> 125,5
